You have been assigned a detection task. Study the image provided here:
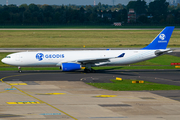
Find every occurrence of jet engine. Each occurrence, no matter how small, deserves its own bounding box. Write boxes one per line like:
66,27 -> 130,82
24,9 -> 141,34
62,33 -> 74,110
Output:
61,63 -> 81,71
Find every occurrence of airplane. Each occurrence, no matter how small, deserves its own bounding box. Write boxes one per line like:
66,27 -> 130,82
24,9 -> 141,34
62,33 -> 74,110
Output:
1,26 -> 174,73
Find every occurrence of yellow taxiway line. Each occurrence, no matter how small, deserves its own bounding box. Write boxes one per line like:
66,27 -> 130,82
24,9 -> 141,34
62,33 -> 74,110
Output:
0,74 -> 77,120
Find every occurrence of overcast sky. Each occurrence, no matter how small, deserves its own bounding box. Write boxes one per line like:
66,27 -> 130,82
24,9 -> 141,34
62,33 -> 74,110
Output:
0,0 -> 133,6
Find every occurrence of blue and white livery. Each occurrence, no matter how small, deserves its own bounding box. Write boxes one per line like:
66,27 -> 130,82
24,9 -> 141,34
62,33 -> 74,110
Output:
1,26 -> 175,72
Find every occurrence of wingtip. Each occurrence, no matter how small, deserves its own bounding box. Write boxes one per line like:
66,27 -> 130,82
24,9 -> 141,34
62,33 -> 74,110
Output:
118,53 -> 125,58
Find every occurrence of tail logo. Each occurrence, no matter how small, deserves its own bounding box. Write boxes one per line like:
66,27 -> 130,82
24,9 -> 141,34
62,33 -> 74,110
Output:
159,34 -> 166,40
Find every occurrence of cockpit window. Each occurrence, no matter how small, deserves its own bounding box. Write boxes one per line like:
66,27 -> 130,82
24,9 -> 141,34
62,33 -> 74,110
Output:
5,56 -> 11,58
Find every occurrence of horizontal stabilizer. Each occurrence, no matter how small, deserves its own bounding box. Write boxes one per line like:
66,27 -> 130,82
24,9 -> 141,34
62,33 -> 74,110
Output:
155,49 -> 173,56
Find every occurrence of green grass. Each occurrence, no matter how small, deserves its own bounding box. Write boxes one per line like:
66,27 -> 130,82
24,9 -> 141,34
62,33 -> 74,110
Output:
94,54 -> 180,70
0,30 -> 180,48
87,80 -> 180,91
132,54 -> 180,66
93,66 -> 176,70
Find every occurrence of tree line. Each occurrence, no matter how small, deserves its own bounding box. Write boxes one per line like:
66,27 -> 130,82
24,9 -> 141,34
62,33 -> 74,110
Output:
0,0 -> 180,25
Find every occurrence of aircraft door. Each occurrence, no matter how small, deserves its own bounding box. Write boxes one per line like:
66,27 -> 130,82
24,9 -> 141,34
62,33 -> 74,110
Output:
16,54 -> 20,61
16,54 -> 23,62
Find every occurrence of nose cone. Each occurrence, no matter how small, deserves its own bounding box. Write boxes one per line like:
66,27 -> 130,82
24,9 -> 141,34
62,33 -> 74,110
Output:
1,58 -> 11,65
1,58 -> 9,65
1,58 -> 5,63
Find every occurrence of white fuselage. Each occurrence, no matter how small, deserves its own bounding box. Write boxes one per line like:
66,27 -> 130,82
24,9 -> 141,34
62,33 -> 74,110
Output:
1,50 -> 157,67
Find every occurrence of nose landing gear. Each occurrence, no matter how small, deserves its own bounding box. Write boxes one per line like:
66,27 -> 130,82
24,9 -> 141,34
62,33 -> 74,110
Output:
18,66 -> 22,73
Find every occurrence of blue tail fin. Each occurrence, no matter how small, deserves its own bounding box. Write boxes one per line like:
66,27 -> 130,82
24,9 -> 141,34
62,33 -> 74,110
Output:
141,26 -> 174,50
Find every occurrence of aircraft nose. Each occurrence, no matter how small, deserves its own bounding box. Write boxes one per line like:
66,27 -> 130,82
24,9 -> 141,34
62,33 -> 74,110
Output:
1,58 -> 6,63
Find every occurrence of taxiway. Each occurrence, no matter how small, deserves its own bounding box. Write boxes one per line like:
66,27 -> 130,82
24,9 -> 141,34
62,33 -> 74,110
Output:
0,69 -> 180,120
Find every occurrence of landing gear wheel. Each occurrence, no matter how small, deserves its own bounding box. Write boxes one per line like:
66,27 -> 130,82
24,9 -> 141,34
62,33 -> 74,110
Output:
84,69 -> 90,73
84,68 -> 96,73
18,66 -> 22,73
91,69 -> 96,73
86,69 -> 91,73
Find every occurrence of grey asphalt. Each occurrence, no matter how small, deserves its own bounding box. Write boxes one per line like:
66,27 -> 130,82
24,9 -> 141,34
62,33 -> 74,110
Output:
0,48 -> 141,52
1,69 -> 180,101
1,48 -> 180,53
1,69 -> 180,84
1,69 -> 180,120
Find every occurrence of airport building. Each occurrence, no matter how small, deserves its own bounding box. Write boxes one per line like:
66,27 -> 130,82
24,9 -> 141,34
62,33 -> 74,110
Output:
128,9 -> 136,23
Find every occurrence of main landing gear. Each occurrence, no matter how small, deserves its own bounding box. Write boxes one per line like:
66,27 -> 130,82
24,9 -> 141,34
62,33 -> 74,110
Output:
84,68 -> 96,73
18,66 -> 22,73
83,64 -> 96,73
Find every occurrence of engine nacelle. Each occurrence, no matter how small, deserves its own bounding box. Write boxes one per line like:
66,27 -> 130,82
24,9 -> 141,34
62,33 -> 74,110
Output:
61,63 -> 81,71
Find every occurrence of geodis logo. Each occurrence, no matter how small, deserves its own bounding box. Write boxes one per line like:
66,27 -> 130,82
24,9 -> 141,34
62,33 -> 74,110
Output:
36,53 -> 44,61
158,34 -> 167,43
36,53 -> 64,61
159,34 -> 166,40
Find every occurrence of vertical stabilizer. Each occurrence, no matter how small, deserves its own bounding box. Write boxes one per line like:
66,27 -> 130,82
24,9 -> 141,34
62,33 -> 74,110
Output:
141,26 -> 174,50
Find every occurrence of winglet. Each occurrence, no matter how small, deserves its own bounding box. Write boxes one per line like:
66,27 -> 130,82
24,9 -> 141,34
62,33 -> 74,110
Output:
118,53 -> 125,58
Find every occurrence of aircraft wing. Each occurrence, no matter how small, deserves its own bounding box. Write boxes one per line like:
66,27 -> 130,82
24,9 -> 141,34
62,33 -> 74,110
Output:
73,53 -> 125,64
77,57 -> 111,64
56,53 -> 125,66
